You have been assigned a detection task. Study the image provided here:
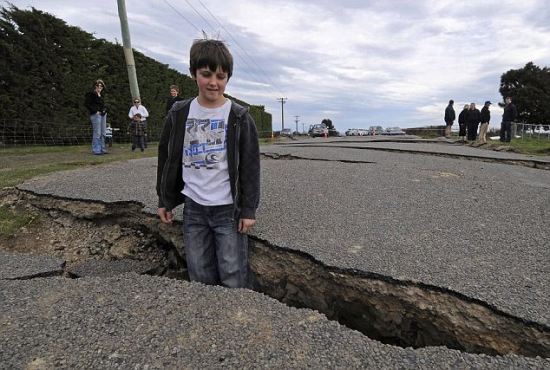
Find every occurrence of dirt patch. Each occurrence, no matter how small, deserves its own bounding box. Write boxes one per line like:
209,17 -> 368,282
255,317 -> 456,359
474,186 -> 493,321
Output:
0,188 -> 174,271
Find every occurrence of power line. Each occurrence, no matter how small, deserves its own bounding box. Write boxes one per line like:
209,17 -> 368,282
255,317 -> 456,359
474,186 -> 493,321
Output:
183,0 -> 217,36
164,0 -> 276,97
196,0 -> 285,96
162,0 -> 202,34
163,0 -> 285,107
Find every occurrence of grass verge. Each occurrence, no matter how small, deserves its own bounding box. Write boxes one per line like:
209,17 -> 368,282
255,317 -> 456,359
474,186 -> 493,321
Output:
503,137 -> 550,155
0,204 -> 38,237
0,138 -> 277,189
0,144 -> 158,188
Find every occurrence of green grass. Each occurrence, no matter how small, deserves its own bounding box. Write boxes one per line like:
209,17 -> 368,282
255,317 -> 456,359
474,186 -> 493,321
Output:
0,205 -> 38,237
504,137 -> 550,155
411,131 -> 550,156
0,145 -> 86,156
0,138 -> 277,189
0,143 -> 158,187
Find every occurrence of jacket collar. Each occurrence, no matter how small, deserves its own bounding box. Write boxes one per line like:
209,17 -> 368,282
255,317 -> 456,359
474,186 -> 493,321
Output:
171,98 -> 249,119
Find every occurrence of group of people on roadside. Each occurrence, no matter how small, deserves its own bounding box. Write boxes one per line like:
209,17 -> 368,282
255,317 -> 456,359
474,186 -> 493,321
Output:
444,97 -> 518,144
83,82 -> 185,154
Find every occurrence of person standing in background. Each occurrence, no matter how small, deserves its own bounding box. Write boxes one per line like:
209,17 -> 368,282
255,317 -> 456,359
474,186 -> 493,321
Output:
128,98 -> 149,152
478,101 -> 491,144
500,96 -> 518,142
458,104 -> 469,142
84,79 -> 107,155
444,99 -> 455,138
466,102 -> 481,142
166,84 -> 184,113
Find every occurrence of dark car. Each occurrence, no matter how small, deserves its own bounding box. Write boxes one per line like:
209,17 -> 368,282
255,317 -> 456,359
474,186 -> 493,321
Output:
309,124 -> 329,137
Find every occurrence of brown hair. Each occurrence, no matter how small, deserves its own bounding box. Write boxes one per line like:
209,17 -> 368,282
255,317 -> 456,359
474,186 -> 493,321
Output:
169,85 -> 179,92
95,79 -> 106,90
189,39 -> 233,79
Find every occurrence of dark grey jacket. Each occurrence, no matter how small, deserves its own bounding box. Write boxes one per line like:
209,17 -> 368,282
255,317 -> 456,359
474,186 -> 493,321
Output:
444,105 -> 455,123
481,106 -> 490,123
156,99 -> 260,220
502,103 -> 518,122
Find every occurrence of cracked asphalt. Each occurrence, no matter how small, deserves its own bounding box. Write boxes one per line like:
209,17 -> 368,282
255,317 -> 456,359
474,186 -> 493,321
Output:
1,269 -> 549,369
12,138 -> 550,367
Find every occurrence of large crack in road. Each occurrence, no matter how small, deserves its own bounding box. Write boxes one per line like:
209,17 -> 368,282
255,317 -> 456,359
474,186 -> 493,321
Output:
2,188 -> 549,359
269,144 -> 550,170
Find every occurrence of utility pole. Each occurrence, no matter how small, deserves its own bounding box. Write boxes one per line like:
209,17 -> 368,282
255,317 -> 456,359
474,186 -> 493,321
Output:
276,97 -> 287,130
117,0 -> 140,100
294,115 -> 300,133
302,122 -> 306,134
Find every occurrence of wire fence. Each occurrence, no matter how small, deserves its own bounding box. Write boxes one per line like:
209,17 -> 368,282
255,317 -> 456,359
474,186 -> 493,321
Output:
0,118 -> 277,147
0,118 -> 164,147
516,123 -> 550,140
1,118 -> 547,147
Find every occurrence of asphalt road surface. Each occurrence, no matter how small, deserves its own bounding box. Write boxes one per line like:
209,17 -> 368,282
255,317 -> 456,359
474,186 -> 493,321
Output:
12,138 -> 550,368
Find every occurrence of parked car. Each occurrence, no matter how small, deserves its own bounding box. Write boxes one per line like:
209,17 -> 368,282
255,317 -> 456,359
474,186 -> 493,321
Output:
309,124 -> 329,137
386,127 -> 406,135
345,129 -> 356,136
281,128 -> 292,137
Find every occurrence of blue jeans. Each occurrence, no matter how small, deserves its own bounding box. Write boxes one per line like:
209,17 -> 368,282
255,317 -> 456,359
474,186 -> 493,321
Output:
90,113 -> 107,154
182,197 -> 250,288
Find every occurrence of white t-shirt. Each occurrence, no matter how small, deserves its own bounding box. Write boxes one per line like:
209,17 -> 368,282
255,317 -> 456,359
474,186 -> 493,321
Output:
181,98 -> 233,206
128,105 -> 149,121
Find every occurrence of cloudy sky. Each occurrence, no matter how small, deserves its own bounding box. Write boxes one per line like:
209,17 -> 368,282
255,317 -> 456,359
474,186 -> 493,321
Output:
6,0 -> 550,131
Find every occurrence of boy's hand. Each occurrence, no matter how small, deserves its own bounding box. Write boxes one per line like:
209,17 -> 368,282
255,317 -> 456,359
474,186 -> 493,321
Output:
158,208 -> 173,224
238,218 -> 255,233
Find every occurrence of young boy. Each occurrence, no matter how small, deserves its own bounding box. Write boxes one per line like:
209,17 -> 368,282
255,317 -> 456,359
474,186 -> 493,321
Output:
156,39 -> 260,289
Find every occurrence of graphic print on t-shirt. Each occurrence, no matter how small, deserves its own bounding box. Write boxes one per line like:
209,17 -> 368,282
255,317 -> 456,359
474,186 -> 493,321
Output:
183,118 -> 226,170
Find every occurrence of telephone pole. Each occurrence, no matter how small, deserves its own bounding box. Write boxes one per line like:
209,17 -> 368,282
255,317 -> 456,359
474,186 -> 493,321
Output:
117,0 -> 140,100
276,97 -> 287,130
294,115 -> 300,133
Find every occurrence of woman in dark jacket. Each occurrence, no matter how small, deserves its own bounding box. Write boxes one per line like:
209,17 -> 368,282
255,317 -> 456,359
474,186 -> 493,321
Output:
458,104 -> 469,142
84,79 -> 107,155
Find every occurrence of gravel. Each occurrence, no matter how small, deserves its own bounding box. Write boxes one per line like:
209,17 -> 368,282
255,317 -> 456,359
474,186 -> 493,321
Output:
67,259 -> 158,278
0,251 -> 64,280
1,273 -> 549,369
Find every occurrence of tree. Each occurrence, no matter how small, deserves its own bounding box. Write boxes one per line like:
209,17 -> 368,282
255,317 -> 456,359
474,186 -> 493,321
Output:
321,118 -> 334,130
499,62 -> 550,125
0,5 -> 272,143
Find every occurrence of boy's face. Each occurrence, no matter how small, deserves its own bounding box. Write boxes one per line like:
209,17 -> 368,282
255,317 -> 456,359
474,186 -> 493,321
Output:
194,66 -> 228,107
170,88 -> 178,97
